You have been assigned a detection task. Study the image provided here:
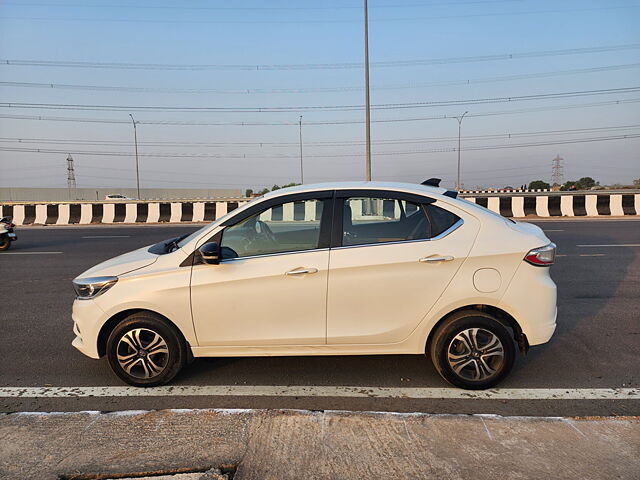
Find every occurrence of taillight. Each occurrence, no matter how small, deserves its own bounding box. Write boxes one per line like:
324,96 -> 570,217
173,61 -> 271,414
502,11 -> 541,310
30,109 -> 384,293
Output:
524,243 -> 556,266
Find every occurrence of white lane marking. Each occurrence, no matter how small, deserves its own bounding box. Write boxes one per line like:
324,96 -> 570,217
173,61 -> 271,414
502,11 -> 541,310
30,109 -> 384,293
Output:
577,244 -> 640,247
580,254 -> 606,257
82,235 -> 131,239
555,254 -> 568,257
0,386 -> 638,400
2,251 -> 63,255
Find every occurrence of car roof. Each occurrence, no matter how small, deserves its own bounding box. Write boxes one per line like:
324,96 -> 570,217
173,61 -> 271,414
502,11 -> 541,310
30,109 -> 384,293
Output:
261,181 -> 450,199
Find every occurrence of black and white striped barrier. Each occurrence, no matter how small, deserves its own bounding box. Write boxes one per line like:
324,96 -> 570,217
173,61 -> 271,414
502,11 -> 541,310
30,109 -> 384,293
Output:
461,189 -> 551,194
461,193 -> 640,217
0,200 -> 246,225
1,193 -> 639,225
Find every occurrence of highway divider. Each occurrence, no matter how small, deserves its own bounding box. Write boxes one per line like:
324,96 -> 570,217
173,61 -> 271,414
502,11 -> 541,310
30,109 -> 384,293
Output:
1,192 -> 638,225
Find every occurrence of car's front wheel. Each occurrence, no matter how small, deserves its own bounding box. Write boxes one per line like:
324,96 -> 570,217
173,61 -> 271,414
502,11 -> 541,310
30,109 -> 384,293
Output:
106,312 -> 187,387
0,235 -> 11,251
429,310 -> 516,390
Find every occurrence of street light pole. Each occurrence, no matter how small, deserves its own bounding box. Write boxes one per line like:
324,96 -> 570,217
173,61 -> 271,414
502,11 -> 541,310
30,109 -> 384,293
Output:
128,113 -> 141,200
364,0 -> 372,181
454,111 -> 468,191
299,115 -> 304,184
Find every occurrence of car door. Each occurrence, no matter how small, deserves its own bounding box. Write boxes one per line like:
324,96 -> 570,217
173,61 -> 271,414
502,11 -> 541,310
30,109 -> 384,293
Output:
190,193 -> 333,346
326,191 -> 476,344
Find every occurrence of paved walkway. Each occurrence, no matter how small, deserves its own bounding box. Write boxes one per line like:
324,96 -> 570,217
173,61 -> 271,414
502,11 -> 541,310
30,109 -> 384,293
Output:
1,409 -> 638,479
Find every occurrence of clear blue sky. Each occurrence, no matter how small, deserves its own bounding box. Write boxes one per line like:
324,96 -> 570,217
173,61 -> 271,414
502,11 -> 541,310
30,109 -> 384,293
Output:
1,0 -> 639,191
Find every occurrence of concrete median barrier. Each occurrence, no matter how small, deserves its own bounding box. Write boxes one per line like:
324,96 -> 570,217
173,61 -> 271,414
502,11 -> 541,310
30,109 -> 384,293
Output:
0,200 -> 247,226
1,192 -> 639,226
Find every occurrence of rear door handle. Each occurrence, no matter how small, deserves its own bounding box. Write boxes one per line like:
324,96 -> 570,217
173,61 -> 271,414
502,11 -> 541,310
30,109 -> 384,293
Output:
285,267 -> 319,275
419,255 -> 454,263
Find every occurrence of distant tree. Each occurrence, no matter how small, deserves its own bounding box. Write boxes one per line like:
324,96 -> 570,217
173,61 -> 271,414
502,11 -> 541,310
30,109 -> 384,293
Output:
245,188 -> 253,197
575,177 -> 598,190
633,178 -> 640,187
251,183 -> 302,196
528,180 -> 550,190
561,181 -> 577,191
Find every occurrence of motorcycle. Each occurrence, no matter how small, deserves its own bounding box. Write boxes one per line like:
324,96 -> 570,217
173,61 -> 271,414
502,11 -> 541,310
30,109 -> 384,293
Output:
0,216 -> 17,251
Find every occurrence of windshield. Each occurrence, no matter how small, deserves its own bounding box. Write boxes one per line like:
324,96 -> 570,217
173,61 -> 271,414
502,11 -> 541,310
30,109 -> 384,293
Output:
175,199 -> 260,249
176,223 -> 212,248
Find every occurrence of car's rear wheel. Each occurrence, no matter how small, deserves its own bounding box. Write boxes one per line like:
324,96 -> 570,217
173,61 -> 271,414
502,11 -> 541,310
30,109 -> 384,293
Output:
429,310 -> 515,390
106,312 -> 187,387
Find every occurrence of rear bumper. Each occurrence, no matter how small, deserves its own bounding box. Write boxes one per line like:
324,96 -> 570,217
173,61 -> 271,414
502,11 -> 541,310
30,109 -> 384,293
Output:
499,263 -> 557,346
527,306 -> 557,345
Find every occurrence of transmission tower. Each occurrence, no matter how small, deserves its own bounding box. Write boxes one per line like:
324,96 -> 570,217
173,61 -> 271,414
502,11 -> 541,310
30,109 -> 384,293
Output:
66,154 -> 77,199
551,155 -> 563,187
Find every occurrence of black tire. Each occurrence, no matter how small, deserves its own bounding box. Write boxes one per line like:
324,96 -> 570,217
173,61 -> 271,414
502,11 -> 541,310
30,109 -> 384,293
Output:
0,236 -> 11,251
106,312 -> 187,387
429,310 -> 516,390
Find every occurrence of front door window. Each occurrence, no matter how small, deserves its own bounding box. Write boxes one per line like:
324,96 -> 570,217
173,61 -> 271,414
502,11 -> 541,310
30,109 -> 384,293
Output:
221,199 -> 325,259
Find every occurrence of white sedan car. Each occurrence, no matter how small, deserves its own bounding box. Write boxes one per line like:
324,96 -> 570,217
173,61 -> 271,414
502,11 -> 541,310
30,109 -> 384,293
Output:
72,181 -> 557,390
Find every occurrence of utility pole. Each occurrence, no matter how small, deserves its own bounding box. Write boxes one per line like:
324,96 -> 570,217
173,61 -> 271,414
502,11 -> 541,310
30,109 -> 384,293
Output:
299,115 -> 304,184
364,0 -> 372,181
66,154 -> 76,200
129,113 -> 141,199
453,111 -> 468,191
551,155 -> 564,187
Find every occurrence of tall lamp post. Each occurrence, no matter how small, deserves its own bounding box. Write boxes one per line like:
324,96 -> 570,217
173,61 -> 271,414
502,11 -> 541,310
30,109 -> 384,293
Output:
364,0 -> 372,181
299,115 -> 304,184
129,113 -> 141,200
454,111 -> 468,191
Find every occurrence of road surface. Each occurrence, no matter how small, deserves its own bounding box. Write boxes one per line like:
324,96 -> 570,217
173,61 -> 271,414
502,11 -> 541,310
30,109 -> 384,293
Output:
1,219 -> 638,416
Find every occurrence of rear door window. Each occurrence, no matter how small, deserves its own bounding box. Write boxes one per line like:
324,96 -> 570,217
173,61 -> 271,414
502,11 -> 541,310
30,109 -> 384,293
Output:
341,197 -> 430,247
340,197 -> 461,247
425,204 -> 461,237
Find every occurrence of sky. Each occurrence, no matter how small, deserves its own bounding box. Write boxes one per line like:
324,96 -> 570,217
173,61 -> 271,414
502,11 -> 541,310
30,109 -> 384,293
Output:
0,0 -> 639,192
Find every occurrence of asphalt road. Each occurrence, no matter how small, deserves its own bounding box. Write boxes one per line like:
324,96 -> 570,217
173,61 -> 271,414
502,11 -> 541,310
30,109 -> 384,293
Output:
1,219 -> 638,415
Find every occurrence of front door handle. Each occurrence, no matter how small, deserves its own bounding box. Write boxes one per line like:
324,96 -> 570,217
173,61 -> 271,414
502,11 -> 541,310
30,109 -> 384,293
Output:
419,255 -> 454,263
285,267 -> 319,275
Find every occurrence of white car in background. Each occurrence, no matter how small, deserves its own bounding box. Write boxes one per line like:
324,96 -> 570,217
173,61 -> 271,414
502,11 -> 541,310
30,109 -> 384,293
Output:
72,181 -> 557,390
105,194 -> 133,201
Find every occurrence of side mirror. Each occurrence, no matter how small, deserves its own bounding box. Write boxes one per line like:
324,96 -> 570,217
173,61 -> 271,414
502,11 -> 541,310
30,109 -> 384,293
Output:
199,242 -> 220,265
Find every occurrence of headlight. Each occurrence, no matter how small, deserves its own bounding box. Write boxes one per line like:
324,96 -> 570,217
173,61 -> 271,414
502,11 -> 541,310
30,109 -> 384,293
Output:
72,276 -> 118,299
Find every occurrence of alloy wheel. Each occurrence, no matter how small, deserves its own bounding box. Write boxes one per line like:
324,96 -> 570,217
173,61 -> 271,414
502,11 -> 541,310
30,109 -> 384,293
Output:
116,328 -> 169,379
446,328 -> 505,381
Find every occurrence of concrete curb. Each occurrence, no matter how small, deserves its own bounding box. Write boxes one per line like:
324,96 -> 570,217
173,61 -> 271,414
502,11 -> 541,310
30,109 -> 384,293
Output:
1,408 -> 638,479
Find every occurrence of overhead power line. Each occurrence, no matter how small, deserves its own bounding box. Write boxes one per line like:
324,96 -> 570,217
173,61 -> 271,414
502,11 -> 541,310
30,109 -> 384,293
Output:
4,4 -> 640,24
0,1 -> 525,11
2,125 -> 638,148
1,134 -> 638,159
1,98 -> 638,127
3,63 -> 638,94
2,44 -> 639,71
2,87 -> 639,113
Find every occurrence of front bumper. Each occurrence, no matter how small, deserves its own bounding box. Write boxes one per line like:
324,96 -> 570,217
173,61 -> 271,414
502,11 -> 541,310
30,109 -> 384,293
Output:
72,298 -> 107,359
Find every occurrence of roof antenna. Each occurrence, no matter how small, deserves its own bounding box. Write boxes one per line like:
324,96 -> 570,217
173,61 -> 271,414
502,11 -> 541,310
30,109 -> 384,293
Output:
421,178 -> 441,187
